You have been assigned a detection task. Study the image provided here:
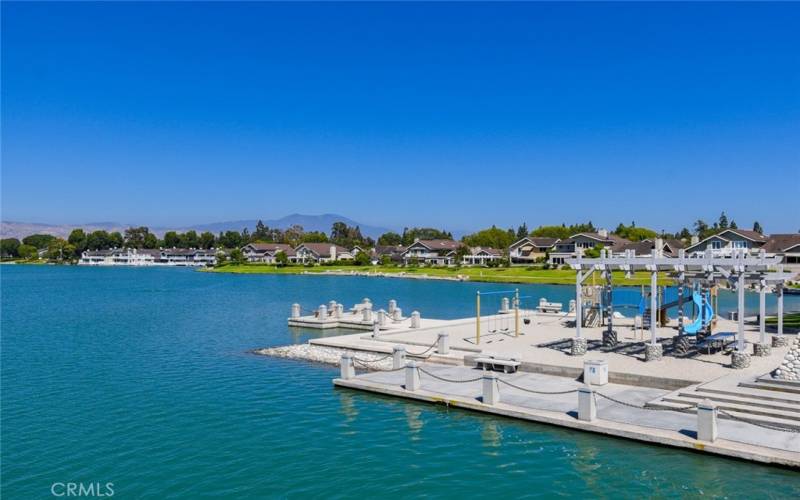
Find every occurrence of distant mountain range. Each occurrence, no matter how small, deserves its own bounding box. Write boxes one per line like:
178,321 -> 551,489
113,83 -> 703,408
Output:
0,214 -> 393,240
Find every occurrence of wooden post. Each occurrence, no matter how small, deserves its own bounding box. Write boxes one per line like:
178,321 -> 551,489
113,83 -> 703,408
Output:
476,291 -> 481,345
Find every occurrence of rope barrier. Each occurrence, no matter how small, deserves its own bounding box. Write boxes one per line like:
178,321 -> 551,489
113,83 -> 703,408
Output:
418,368 -> 484,384
352,352 -> 393,363
406,340 -> 438,358
718,409 -> 799,433
497,378 -> 579,395
594,392 -> 695,413
352,357 -> 405,372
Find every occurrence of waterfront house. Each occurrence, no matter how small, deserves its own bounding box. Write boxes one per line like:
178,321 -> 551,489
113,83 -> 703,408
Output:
372,245 -> 406,264
762,234 -> 800,271
79,247 -> 217,267
400,239 -> 462,266
293,243 -> 353,264
241,243 -> 295,263
548,230 -> 630,265
508,237 -> 559,264
684,229 -> 768,257
462,247 -> 503,266
616,238 -> 685,258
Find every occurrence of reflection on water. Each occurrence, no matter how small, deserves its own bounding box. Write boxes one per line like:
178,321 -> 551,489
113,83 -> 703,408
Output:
405,406 -> 424,440
481,420 -> 502,454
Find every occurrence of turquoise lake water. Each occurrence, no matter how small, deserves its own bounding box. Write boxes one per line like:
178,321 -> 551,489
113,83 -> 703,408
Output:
2,266 -> 799,498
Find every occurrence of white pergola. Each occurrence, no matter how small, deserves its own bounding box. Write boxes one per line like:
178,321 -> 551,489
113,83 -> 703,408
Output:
568,248 -> 792,356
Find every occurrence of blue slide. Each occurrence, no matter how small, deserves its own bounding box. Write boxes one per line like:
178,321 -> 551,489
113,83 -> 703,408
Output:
683,291 -> 713,335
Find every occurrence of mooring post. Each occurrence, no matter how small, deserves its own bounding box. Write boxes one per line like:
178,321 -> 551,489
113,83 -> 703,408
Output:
372,320 -> 380,338
388,299 -> 397,314
378,309 -> 387,327
318,304 -> 328,319
405,361 -> 420,391
393,307 -> 403,322
392,346 -> 406,369
437,332 -> 449,355
362,307 -> 372,323
335,303 -> 344,318
578,385 -> 596,422
697,399 -> 718,442
340,353 -> 355,380
291,303 -> 301,319
482,372 -> 499,405
410,311 -> 420,328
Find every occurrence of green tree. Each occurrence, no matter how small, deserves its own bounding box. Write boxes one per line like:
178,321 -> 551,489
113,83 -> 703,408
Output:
377,231 -> 402,246
68,229 -> 87,254
124,226 -> 151,248
86,230 -> 111,250
530,225 -> 572,239
301,231 -> 329,243
612,223 -> 657,241
462,226 -> 516,249
143,232 -> 159,249
18,244 -> 38,259
163,231 -> 181,247
219,231 -> 243,249
753,221 -> 764,234
22,234 -> 56,249
729,220 -> 738,229
199,231 -> 216,249
1,238 -> 21,258
400,227 -> 452,245
109,232 -> 124,248
274,250 -> 289,267
584,244 -> 604,258
678,227 -> 692,240
47,238 -> 75,261
516,223 -> 528,239
181,230 -> 199,248
353,251 -> 371,266
254,220 -> 269,241
718,212 -> 729,229
230,248 -> 244,264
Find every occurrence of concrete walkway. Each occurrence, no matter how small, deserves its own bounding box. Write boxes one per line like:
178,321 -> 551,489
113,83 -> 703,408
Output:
336,364 -> 800,467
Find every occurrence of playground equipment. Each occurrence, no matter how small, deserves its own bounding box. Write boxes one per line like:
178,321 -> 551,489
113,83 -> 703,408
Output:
475,289 -> 520,344
683,290 -> 714,335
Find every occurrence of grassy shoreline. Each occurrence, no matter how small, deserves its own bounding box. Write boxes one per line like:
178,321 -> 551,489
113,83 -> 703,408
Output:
204,263 -> 673,286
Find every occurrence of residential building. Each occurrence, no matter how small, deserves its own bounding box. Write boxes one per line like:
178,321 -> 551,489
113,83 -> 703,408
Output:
294,243 -> 353,263
462,247 -> 503,266
401,239 -> 462,266
508,237 -> 559,264
241,243 -> 295,263
548,230 -> 630,265
762,234 -> 800,270
616,238 -> 685,258
79,248 -> 217,267
372,245 -> 406,264
684,229 -> 768,256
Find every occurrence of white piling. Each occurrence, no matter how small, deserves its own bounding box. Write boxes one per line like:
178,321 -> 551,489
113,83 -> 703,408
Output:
335,303 -> 344,318
393,307 -> 403,322
340,353 -> 355,380
405,361 -> 420,391
697,399 -> 718,442
393,346 -> 406,369
328,300 -> 337,312
482,372 -> 499,405
291,303 -> 301,319
437,332 -> 450,354
410,311 -> 421,328
372,320 -> 380,338
362,307 -> 372,323
500,297 -> 510,313
378,309 -> 387,327
578,385 -> 596,422
388,299 -> 397,314
318,304 -> 328,319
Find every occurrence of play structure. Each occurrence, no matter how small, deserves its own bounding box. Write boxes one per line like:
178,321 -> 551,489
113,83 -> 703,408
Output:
474,289 -> 541,344
567,248 -> 793,368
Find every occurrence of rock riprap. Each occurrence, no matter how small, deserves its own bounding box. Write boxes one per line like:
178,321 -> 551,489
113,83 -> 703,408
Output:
772,337 -> 800,381
254,344 -> 394,371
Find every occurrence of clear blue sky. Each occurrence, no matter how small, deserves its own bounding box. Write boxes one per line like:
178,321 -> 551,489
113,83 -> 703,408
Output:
2,2 -> 798,234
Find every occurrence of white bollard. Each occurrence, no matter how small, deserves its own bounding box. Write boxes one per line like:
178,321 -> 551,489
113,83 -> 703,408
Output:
437,332 -> 450,354
318,305 -> 328,319
362,298 -> 372,308
569,299 -> 576,313
697,399 -> 718,442
393,307 -> 403,322
335,303 -> 344,318
328,300 -> 337,312
372,320 -> 380,338
578,385 -> 596,422
393,346 -> 406,369
362,307 -> 372,323
500,297 -> 510,313
340,353 -> 355,380
405,361 -> 420,391
482,372 -> 500,405
378,309 -> 387,327
410,311 -> 421,328
388,299 -> 397,314
291,303 -> 301,318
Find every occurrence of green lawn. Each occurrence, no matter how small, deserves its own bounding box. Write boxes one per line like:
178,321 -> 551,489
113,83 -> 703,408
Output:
766,312 -> 800,328
205,263 -> 672,286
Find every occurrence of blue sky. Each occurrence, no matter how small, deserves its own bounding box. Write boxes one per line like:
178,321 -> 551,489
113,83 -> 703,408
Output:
2,2 -> 798,234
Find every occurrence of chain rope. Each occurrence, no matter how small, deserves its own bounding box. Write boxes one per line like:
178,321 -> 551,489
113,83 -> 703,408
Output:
718,409 -> 799,433
593,392 -> 695,412
496,378 -> 579,395
418,367 -> 484,384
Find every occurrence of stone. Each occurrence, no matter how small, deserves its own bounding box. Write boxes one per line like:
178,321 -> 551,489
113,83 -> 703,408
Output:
644,343 -> 663,362
731,351 -> 751,369
753,343 -> 771,357
571,337 -> 588,356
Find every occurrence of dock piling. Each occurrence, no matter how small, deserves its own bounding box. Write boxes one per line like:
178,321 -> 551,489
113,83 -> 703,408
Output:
340,353 -> 355,380
437,332 -> 450,355
482,373 -> 499,405
697,399 -> 718,442
393,346 -> 406,369
405,362 -> 420,391
578,385 -> 596,422
410,311 -> 420,328
291,303 -> 300,319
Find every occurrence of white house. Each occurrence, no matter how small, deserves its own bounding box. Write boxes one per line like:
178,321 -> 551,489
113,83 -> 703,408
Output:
684,229 -> 768,257
548,230 -> 630,265
293,243 -> 353,264
79,248 -> 217,267
401,239 -> 462,266
508,237 -> 559,264
241,243 -> 295,263
462,247 -> 503,266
